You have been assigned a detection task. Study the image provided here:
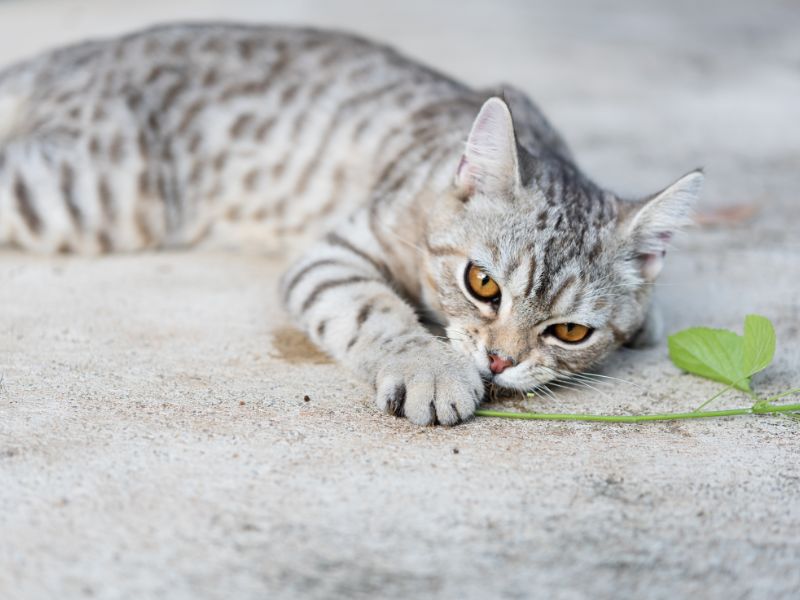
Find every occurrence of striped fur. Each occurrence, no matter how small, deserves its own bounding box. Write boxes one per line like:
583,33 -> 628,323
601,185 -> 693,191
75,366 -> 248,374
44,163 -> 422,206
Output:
0,23 -> 703,425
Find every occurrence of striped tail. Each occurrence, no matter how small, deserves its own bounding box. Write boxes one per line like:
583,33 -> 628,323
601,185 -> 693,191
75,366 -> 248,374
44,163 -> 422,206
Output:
0,87 -> 24,248
0,95 -> 17,247
0,61 -> 26,142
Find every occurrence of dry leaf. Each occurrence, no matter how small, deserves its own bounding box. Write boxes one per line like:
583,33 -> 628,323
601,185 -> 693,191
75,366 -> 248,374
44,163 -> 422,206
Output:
694,203 -> 759,227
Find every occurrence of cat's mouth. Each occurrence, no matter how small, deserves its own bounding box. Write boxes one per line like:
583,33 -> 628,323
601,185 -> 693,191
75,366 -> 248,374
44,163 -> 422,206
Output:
475,360 -> 524,393
475,354 -> 559,396
445,326 -> 559,394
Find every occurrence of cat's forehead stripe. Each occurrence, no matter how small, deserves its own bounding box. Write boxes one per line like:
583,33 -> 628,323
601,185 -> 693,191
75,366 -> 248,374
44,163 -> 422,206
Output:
544,274 -> 578,315
522,255 -> 537,298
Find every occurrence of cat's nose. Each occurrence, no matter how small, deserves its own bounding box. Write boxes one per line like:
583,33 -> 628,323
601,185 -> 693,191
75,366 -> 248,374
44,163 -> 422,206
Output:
488,353 -> 514,374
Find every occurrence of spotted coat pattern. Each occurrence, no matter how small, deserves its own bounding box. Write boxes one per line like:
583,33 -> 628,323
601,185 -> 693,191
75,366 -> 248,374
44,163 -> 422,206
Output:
0,23 -> 702,425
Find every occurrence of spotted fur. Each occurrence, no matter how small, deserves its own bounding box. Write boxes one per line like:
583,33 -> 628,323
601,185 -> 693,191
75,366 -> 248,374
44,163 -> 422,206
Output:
0,23 -> 703,425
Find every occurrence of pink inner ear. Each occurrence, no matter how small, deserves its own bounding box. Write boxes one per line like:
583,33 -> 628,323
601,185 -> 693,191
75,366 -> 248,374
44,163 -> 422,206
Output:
639,232 -> 672,281
455,155 -> 476,195
455,97 -> 518,196
641,253 -> 664,281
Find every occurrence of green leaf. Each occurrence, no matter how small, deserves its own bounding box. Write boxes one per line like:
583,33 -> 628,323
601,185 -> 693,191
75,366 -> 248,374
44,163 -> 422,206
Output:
742,314 -> 775,377
668,327 -> 751,391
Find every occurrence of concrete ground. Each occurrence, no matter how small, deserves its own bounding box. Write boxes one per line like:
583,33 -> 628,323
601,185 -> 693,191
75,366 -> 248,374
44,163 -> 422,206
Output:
1,1 -> 799,598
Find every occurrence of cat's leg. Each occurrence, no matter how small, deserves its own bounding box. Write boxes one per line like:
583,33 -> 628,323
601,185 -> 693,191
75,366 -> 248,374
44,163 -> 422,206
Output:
281,212 -> 485,426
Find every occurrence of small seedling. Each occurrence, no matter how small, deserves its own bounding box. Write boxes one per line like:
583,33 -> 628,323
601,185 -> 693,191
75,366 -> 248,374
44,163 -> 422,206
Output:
475,314 -> 800,423
669,314 -> 774,394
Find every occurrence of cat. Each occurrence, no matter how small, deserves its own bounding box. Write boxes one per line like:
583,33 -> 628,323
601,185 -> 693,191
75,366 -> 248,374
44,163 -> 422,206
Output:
0,23 -> 703,425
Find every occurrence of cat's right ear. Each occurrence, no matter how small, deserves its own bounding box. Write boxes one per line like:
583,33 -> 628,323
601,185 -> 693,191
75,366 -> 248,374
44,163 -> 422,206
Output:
621,169 -> 704,282
455,97 -> 521,198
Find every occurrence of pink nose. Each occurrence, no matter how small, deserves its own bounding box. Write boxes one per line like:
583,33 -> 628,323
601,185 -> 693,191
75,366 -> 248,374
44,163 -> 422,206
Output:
488,354 -> 514,374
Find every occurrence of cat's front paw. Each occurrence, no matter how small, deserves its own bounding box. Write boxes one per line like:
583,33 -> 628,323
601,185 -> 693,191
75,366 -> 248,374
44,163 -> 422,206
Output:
375,341 -> 485,426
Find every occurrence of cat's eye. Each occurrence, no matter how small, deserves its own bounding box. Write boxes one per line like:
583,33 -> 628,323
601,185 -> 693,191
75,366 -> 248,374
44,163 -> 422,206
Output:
549,323 -> 592,343
465,263 -> 501,303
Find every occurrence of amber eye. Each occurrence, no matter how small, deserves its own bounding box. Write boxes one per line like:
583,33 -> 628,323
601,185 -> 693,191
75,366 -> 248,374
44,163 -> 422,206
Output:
465,263 -> 501,303
549,323 -> 592,343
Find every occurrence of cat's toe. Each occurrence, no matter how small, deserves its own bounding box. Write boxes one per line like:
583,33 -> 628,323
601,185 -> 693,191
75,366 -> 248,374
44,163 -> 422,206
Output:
376,358 -> 483,426
374,340 -> 485,426
402,372 -> 440,425
430,374 -> 483,426
377,378 -> 407,417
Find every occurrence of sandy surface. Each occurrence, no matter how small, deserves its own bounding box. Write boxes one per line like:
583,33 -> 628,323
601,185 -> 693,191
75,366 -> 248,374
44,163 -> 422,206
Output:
1,1 -> 799,599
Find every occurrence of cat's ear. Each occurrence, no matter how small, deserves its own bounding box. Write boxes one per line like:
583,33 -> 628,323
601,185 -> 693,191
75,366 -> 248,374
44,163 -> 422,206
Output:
455,97 -> 521,197
621,169 -> 704,281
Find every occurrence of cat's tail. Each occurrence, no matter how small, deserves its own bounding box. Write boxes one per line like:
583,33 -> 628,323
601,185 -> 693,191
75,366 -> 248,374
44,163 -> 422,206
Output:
0,127 -> 13,248
0,90 -> 17,247
0,61 -> 28,142
0,63 -> 27,246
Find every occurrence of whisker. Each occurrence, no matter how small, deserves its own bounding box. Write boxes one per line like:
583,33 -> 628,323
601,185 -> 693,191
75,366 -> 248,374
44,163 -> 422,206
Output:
528,387 -> 553,403
542,383 -> 563,402
565,372 -> 615,387
534,383 -> 558,402
560,375 -> 614,401
546,380 -> 585,395
573,371 -> 643,389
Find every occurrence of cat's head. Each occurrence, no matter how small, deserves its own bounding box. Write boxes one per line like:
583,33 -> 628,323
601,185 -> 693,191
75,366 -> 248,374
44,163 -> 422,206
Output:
423,97 -> 703,391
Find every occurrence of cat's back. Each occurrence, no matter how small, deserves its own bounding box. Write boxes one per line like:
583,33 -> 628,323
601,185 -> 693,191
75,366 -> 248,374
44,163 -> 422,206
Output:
1,23 -> 388,90
0,22 -> 569,254
0,23 -> 479,252
0,22 -> 467,131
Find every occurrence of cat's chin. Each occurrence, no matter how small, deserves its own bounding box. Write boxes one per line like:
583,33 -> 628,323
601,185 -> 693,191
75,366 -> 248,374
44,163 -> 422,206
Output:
460,350 -> 551,393
483,372 -> 530,394
491,365 -> 578,400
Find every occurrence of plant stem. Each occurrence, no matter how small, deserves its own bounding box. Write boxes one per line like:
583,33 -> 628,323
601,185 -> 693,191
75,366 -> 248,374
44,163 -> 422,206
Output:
474,402 -> 800,423
763,388 -> 800,403
692,382 -> 736,412
692,374 -> 759,412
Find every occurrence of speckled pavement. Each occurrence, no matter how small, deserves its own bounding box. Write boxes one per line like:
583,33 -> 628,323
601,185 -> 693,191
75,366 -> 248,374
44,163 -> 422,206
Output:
1,1 -> 799,598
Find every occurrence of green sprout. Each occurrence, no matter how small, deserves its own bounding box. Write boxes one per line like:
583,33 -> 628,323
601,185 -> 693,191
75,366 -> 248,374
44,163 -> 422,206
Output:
475,314 -> 800,423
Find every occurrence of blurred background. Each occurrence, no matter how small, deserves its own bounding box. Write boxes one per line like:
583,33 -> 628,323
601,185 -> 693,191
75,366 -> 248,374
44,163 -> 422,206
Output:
1,0 -> 798,222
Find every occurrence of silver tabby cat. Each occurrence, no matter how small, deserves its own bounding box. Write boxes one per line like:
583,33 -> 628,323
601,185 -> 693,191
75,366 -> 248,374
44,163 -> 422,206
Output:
0,23 -> 703,425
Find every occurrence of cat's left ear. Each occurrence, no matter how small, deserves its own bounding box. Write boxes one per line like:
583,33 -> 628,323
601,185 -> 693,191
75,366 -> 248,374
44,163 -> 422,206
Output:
455,97 -> 521,197
621,169 -> 704,281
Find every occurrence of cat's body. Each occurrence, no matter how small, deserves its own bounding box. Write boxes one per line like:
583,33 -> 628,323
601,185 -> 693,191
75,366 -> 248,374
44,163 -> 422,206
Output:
0,23 -> 566,254
0,23 -> 702,425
